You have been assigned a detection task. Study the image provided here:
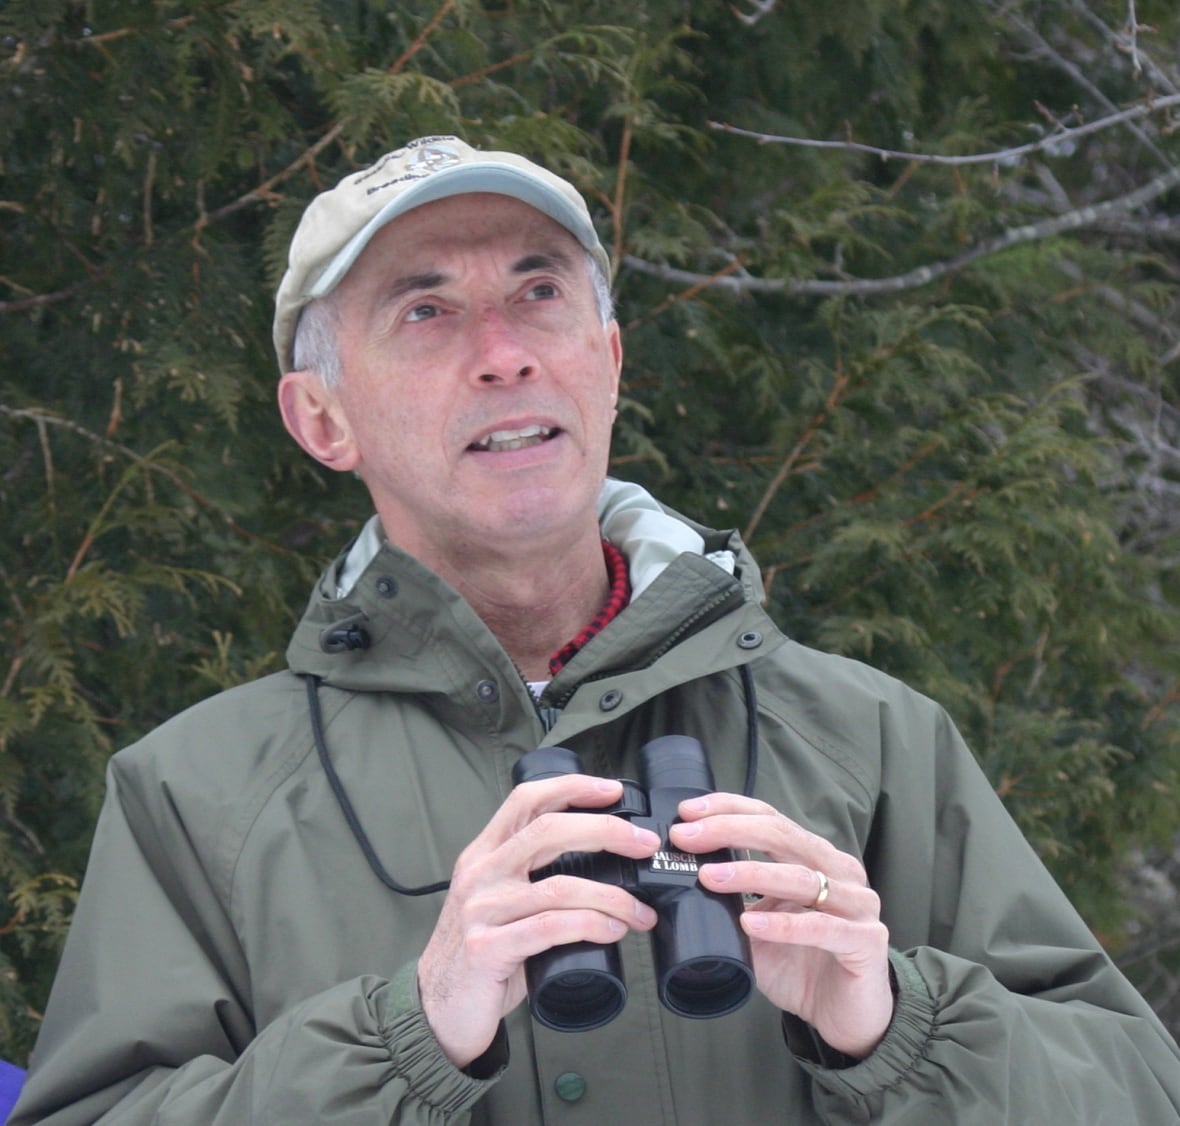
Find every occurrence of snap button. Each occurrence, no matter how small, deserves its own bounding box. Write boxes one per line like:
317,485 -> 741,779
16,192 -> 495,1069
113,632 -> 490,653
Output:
476,679 -> 499,704
737,630 -> 763,650
554,1071 -> 587,1103
375,575 -> 397,599
599,689 -> 622,712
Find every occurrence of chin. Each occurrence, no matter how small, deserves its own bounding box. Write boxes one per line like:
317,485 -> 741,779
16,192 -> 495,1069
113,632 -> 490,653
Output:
492,484 -> 594,541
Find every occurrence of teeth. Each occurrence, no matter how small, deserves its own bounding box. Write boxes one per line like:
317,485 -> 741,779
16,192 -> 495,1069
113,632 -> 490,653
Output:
473,425 -> 555,452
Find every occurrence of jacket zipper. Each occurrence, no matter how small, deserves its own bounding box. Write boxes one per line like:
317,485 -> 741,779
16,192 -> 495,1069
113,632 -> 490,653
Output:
548,585 -> 745,711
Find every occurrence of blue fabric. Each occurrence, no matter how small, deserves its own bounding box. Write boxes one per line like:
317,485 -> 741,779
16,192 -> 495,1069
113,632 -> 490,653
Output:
0,1061 -> 25,1123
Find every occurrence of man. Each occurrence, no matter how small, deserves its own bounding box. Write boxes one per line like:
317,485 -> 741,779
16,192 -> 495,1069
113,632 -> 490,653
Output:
12,135 -> 1180,1123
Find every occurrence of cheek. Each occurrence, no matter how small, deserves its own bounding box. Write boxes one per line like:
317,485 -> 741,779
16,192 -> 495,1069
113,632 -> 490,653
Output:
339,361 -> 424,432
333,383 -> 411,467
584,373 -> 621,432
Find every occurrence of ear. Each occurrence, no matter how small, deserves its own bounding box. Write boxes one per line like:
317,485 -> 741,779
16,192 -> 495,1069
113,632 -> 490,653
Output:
607,319 -> 623,417
277,371 -> 360,472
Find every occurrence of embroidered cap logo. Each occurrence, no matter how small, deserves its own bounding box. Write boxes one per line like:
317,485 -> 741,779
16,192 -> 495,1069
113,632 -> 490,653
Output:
404,143 -> 463,179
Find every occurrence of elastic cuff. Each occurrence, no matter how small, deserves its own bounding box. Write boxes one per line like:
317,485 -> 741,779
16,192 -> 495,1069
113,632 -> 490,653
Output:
371,963 -> 508,1116
786,948 -> 936,1099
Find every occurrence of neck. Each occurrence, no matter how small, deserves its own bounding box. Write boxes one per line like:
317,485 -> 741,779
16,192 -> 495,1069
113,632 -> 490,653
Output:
404,526 -> 612,680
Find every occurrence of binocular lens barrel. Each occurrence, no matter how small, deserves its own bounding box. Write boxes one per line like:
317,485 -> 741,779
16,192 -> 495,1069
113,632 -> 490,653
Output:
656,893 -> 755,1018
528,941 -> 628,1032
664,957 -> 753,1017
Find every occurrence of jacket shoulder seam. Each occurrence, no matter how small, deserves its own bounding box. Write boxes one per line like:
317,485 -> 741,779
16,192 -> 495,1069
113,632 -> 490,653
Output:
223,681 -> 329,914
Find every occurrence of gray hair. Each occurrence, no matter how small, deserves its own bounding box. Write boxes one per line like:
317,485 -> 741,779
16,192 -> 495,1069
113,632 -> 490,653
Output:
291,293 -> 343,388
291,249 -> 614,389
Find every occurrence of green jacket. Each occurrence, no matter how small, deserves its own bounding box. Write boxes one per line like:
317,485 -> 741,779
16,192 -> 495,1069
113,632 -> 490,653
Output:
13,498 -> 1180,1124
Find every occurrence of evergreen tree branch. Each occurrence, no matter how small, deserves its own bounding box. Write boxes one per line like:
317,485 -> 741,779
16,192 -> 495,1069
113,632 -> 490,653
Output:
15,0 -> 520,264
1,654 -> 25,703
145,1 -> 457,233
611,112 -> 634,271
449,51 -> 531,89
743,369 -> 853,542
199,125 -> 345,228
709,93 -> 1180,167
622,163 -> 1180,299
0,815 -> 46,861
0,406 -> 290,554
63,456 -> 151,584
390,0 -> 456,76
0,283 -> 90,316
72,16 -> 196,48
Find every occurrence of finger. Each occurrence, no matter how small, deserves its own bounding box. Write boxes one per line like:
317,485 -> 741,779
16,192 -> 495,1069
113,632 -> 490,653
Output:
698,860 -> 881,922
678,792 -> 782,821
738,905 -> 890,968
464,906 -> 636,974
512,808 -> 662,873
453,797 -> 661,899
457,774 -> 640,869
466,870 -> 660,932
670,798 -> 866,886
486,773 -> 627,844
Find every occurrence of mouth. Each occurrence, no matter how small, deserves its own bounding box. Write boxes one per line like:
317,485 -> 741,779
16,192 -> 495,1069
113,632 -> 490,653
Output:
468,424 -> 560,453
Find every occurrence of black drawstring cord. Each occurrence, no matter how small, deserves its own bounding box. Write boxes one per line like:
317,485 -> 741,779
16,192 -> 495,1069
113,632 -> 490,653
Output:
305,665 -> 761,898
740,663 -> 760,799
306,674 -> 449,895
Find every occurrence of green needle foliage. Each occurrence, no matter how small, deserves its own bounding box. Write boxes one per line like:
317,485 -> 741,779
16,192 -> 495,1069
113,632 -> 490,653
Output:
3,0 -> 1180,1057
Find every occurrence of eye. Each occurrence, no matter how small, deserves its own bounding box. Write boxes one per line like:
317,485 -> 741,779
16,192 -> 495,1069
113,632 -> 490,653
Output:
405,302 -> 441,323
524,281 -> 559,302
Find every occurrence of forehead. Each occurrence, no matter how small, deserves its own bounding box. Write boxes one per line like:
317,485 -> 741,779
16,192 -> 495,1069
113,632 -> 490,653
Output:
345,193 -> 583,281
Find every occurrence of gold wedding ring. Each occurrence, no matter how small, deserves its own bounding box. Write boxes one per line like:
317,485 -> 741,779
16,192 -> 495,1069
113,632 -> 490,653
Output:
811,870 -> 830,909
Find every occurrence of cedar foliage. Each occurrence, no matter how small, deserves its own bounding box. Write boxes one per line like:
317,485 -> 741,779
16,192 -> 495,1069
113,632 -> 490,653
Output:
3,0 -> 1180,1058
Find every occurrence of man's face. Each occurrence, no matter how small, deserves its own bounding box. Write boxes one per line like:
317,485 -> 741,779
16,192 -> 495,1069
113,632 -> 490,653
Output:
292,193 -> 622,576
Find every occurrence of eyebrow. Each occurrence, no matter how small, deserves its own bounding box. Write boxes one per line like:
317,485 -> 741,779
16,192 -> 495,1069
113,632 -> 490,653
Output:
384,271 -> 448,304
380,249 -> 578,305
512,250 -> 577,275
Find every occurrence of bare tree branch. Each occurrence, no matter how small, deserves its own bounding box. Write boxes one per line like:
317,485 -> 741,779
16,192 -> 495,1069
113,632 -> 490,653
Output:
1127,0 -> 1142,75
623,163 -> 1180,299
1071,0 -> 1178,95
732,0 -> 777,27
1055,258 -> 1180,364
710,93 -> 1180,167
985,0 -> 1173,167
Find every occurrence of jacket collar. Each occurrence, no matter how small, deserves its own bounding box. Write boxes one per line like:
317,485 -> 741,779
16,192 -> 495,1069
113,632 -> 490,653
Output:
285,484 -> 778,701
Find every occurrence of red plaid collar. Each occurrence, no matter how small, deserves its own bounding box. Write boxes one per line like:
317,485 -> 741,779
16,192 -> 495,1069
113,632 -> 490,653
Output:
548,541 -> 631,676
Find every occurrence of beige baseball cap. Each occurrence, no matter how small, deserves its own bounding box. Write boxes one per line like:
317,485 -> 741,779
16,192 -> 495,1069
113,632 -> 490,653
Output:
272,135 -> 611,372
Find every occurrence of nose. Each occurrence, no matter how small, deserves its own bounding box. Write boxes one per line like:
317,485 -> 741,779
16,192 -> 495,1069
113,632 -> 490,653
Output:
471,308 -> 539,385
477,364 -> 533,384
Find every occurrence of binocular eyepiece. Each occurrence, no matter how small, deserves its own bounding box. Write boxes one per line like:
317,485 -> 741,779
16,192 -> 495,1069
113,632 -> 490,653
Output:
511,735 -> 754,1033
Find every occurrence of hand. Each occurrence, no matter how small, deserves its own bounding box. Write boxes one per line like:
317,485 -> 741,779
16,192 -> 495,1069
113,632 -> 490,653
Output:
669,793 -> 892,1060
417,775 -> 661,1068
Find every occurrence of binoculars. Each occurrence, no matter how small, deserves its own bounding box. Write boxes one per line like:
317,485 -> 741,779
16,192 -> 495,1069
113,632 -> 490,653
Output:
511,735 -> 754,1032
